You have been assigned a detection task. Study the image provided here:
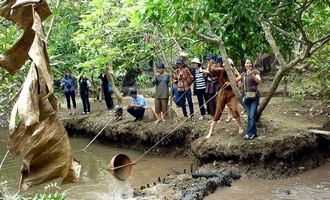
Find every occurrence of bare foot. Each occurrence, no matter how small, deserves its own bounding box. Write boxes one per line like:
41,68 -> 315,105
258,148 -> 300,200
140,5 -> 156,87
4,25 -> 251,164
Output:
162,119 -> 166,122
238,127 -> 244,134
225,118 -> 232,123
155,119 -> 161,124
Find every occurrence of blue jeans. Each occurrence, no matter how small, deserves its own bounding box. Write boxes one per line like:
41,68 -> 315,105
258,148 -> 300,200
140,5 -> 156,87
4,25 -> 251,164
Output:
178,89 -> 194,117
243,95 -> 259,136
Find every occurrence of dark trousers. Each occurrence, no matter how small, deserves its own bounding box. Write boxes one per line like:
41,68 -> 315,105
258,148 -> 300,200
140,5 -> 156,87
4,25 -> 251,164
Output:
104,91 -> 113,109
178,89 -> 194,117
195,89 -> 206,116
80,91 -> 90,113
205,92 -> 217,116
127,107 -> 145,120
65,91 -> 76,109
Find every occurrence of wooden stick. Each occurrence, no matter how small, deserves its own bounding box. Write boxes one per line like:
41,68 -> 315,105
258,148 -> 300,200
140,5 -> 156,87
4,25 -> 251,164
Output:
110,161 -> 136,171
310,129 -> 330,136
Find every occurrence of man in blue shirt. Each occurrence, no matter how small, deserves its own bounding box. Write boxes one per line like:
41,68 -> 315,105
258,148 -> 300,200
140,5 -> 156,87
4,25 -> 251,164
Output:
127,88 -> 148,121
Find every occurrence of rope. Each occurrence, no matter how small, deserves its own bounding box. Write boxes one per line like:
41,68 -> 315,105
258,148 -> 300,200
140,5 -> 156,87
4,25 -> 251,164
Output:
0,150 -> 9,171
82,117 -> 116,151
132,83 -> 228,164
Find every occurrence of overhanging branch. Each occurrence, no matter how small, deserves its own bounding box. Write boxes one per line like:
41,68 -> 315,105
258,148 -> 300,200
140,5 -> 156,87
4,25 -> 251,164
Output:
261,21 -> 287,67
260,19 -> 307,45
310,35 -> 330,55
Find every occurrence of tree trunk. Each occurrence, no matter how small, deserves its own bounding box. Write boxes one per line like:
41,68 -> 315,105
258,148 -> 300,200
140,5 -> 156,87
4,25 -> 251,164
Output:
106,63 -> 123,105
256,67 -> 288,120
218,41 -> 243,105
45,0 -> 61,41
121,67 -> 140,95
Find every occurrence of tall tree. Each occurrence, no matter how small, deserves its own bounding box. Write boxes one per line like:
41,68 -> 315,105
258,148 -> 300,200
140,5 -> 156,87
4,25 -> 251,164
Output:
142,0 -> 330,119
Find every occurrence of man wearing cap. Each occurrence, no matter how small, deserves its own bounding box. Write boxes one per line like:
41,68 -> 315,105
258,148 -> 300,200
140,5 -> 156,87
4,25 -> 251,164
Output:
127,88 -> 148,121
173,57 -> 194,118
191,57 -> 207,120
206,58 -> 244,139
204,54 -> 220,117
152,62 -> 170,123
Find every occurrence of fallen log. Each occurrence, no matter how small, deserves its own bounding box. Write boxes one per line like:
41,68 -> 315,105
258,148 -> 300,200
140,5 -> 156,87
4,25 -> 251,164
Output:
310,129 -> 330,136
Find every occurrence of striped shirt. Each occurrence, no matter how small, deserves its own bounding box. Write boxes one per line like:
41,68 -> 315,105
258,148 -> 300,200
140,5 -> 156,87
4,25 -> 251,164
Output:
194,68 -> 206,90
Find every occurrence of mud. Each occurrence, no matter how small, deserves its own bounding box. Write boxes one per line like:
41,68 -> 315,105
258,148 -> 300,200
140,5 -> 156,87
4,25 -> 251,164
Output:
63,111 -> 196,157
192,121 -> 330,179
62,103 -> 330,180
134,170 -> 240,200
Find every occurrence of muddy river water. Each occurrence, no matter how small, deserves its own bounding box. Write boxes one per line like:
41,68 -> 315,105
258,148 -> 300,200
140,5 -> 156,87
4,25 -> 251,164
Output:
0,128 -> 329,199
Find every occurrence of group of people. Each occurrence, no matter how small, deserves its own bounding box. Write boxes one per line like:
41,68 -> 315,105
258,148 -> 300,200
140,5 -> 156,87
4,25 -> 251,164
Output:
60,53 -> 261,140
60,68 -> 114,115
150,54 -> 261,140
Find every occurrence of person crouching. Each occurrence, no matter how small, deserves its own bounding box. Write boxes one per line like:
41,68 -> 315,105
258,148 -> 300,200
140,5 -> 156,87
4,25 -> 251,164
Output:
127,88 -> 148,122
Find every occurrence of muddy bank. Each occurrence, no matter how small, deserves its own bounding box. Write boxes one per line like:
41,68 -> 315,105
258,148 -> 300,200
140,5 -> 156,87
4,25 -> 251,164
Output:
134,170 -> 240,200
62,105 -> 330,180
193,130 -> 330,179
63,111 -> 196,157
60,94 -> 330,180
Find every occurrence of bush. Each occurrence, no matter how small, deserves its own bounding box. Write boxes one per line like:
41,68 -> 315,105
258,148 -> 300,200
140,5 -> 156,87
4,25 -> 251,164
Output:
135,74 -> 152,87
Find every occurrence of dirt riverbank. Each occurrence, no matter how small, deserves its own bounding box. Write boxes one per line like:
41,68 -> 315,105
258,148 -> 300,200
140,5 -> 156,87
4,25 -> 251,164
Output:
61,95 -> 330,180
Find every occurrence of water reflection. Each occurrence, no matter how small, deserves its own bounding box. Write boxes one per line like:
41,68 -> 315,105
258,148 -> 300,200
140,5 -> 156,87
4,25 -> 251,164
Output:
0,128 -> 192,199
1,128 -> 329,200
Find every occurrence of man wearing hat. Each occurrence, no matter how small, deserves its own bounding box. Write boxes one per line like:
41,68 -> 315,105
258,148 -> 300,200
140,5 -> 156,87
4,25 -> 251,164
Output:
191,58 -> 207,120
152,62 -> 170,123
173,57 -> 194,118
127,88 -> 148,121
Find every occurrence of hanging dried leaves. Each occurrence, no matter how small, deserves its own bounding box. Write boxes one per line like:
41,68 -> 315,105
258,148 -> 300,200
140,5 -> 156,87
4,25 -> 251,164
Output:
0,0 -> 80,190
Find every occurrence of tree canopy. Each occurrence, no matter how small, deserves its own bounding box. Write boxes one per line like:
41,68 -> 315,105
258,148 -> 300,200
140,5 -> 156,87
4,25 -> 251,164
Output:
0,0 -> 329,115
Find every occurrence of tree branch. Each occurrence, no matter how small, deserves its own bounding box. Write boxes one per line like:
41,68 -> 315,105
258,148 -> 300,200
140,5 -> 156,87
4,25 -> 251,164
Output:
312,33 -> 330,45
294,0 -> 316,19
186,25 -> 243,103
295,62 -> 312,73
261,21 -> 287,68
310,35 -> 330,55
260,19 -> 307,44
45,0 -> 61,41
292,18 -> 311,44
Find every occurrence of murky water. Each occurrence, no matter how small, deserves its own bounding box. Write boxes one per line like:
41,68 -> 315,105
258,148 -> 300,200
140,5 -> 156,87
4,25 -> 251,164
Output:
1,127 -> 330,200
205,163 -> 330,200
0,128 -> 192,199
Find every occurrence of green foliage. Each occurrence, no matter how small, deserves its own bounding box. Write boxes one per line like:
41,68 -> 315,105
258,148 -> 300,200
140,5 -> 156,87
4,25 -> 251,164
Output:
0,182 -> 65,200
1,0 -> 329,114
29,192 -> 66,200
3,192 -> 66,200
310,44 -> 330,101
72,0 -> 155,76
135,74 -> 152,87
